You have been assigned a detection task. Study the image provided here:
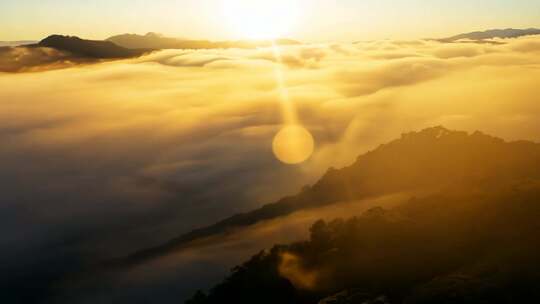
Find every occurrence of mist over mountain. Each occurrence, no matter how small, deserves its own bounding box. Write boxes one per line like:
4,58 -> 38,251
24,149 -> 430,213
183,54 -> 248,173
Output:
2,26 -> 540,304
0,40 -> 37,47
110,126 -> 540,269
0,35 -> 152,72
183,127 -> 540,304
187,182 -> 540,304
439,28 -> 540,42
107,32 -> 300,50
38,35 -> 152,58
0,32 -> 300,72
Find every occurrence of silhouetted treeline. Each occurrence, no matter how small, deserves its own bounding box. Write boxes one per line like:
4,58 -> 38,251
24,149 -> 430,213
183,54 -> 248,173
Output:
186,179 -> 540,303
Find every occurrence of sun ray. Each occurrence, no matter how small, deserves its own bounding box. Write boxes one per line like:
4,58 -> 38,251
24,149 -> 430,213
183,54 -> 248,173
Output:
271,41 -> 298,125
270,41 -> 314,165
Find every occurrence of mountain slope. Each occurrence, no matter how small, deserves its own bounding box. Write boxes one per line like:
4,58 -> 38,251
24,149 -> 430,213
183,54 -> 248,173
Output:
109,126 -> 540,269
186,181 -> 540,304
38,35 -> 152,58
0,35 -> 154,72
107,32 -> 196,49
439,28 -> 540,42
107,32 -> 300,50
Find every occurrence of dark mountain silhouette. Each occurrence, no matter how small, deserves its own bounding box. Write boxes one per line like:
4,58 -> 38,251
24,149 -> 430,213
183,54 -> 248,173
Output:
186,181 -> 540,304
1,33 -> 300,72
107,32 -> 191,49
107,32 -> 300,50
37,35 -> 152,59
108,126 -> 540,269
184,127 -> 540,303
0,35 -> 154,72
439,28 -> 540,42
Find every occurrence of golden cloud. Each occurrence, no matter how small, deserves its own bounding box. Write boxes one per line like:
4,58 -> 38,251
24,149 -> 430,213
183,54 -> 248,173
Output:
1,36 -> 540,285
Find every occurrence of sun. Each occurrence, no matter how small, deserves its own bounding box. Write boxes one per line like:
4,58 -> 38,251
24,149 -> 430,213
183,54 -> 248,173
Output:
222,0 -> 300,40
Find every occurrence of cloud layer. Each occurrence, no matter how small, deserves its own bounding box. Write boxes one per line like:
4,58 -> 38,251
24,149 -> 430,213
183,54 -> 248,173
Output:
1,35 -> 540,303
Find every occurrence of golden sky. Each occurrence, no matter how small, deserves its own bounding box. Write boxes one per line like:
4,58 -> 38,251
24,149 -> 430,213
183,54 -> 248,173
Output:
1,0 -> 540,41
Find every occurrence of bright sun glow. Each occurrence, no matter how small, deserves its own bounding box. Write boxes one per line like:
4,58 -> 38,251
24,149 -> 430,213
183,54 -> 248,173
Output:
222,0 -> 300,40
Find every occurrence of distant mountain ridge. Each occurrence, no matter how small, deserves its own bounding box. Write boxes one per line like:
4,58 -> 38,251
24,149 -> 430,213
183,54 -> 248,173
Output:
37,35 -> 152,58
0,35 -> 153,72
186,159 -> 540,304
108,126 -> 540,269
439,28 -> 540,42
107,32 -> 301,50
0,33 -> 301,72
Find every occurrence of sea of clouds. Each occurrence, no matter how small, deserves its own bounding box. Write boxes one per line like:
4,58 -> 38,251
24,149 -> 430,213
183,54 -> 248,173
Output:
1,35 -> 540,303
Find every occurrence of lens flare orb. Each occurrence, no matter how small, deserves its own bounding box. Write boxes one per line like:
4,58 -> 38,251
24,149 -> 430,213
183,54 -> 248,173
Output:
272,125 -> 314,164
